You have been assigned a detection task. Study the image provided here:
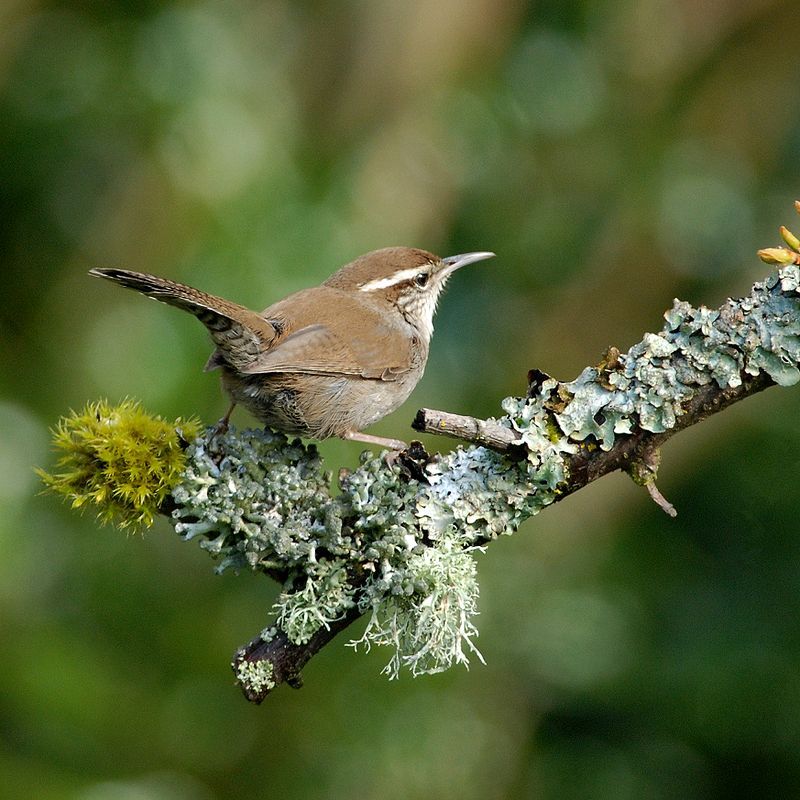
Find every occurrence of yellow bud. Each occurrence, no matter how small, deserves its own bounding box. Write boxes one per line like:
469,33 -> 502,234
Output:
779,226 -> 800,252
758,247 -> 798,265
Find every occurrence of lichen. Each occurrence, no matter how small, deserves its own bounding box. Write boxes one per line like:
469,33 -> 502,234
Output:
234,657 -> 275,695
338,451 -> 420,560
349,539 -> 485,678
170,426 -> 346,573
274,558 -> 355,645
417,430 -> 568,546
550,264 -> 800,450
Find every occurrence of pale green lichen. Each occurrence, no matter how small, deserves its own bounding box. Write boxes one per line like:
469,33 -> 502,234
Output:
553,264 -> 800,450
339,451 -> 420,559
417,441 -> 563,545
350,540 -> 485,678
338,453 -> 494,673
411,387 -> 578,551
274,559 -> 355,645
170,427 -> 346,573
234,658 -> 275,695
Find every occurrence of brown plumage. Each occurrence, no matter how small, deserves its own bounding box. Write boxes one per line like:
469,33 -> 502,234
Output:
89,246 -> 493,449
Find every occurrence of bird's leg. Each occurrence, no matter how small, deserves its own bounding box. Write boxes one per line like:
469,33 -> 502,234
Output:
208,402 -> 236,442
343,430 -> 408,452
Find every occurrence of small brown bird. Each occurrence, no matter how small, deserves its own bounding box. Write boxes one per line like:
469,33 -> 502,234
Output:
90,247 -> 494,450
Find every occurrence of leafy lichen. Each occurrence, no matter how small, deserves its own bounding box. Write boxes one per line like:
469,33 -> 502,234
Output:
552,264 -> 800,450
170,426 -> 345,574
234,657 -> 275,695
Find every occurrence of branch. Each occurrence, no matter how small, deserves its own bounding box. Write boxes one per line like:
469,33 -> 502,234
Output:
413,370 -> 773,455
412,408 -> 522,451
233,605 -> 364,698
211,260 -> 800,702
38,210 -> 800,704
414,369 -> 774,504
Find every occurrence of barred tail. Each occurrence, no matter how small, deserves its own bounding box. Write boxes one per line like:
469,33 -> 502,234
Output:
89,268 -> 276,369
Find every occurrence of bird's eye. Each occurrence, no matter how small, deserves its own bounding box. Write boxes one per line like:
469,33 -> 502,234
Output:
414,272 -> 429,287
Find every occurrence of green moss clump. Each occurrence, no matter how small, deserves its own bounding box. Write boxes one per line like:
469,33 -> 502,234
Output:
37,399 -> 200,531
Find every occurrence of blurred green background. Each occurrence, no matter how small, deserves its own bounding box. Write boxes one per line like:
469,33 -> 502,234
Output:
3,1 -> 800,798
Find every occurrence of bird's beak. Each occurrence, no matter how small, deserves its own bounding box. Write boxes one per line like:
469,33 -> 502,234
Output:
440,251 -> 495,275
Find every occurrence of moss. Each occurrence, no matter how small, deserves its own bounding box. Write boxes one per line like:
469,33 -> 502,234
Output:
37,399 -> 200,531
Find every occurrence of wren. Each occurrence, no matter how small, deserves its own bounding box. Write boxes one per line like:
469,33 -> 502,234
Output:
90,247 -> 494,450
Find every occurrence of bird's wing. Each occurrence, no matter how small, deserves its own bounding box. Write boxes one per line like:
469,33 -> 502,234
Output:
237,323 -> 411,380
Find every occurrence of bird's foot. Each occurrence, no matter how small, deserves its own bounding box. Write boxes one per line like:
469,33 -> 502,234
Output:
342,431 -> 432,480
207,403 -> 236,445
393,440 -> 432,482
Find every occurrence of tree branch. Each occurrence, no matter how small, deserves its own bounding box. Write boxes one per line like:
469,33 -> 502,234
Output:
226,369 -> 777,702
233,605 -> 364,699
218,259 -> 799,702
38,210 -> 800,705
415,371 -> 773,502
412,408 -> 522,452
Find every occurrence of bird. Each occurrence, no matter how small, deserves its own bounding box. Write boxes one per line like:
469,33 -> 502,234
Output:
89,247 -> 494,450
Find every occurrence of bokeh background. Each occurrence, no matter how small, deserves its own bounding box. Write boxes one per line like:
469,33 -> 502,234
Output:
3,1 -> 800,798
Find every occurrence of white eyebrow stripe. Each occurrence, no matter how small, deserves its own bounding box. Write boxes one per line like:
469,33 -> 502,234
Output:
358,266 -> 427,292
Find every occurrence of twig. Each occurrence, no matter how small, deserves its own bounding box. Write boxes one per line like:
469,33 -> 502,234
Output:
412,408 -> 521,451
646,481 -> 677,517
233,606 -> 364,701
